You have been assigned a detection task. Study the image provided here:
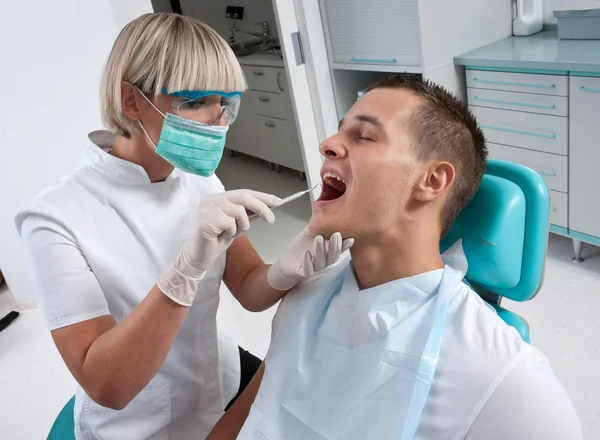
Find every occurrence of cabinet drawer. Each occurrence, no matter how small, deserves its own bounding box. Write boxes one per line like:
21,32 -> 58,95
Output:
466,70 -> 568,96
251,115 -> 304,171
487,143 -> 568,192
471,106 -> 568,155
242,66 -> 286,93
467,88 -> 568,117
549,190 -> 568,228
249,115 -> 290,162
247,90 -> 285,118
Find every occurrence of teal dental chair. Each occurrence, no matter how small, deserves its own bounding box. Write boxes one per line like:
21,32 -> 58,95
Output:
47,159 -> 549,439
441,159 -> 550,343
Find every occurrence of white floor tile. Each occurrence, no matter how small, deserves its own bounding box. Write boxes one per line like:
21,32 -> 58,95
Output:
0,311 -> 77,440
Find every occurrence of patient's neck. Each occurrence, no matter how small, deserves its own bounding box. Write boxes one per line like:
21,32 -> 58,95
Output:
349,222 -> 444,290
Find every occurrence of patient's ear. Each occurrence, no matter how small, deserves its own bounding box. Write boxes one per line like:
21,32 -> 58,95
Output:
413,161 -> 455,202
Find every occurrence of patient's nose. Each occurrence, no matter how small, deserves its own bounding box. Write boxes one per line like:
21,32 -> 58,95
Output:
319,133 -> 347,159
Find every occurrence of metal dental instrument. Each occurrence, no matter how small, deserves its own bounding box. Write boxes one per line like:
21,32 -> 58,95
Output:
249,183 -> 322,221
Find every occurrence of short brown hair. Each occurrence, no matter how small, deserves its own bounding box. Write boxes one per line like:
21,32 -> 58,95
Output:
367,74 -> 488,236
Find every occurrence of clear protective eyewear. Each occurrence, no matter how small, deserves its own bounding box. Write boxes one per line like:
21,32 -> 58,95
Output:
164,89 -> 242,126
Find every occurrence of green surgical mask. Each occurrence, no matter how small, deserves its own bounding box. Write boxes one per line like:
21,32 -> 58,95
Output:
137,92 -> 229,178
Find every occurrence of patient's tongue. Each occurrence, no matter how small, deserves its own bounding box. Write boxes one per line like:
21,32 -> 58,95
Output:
319,181 -> 344,201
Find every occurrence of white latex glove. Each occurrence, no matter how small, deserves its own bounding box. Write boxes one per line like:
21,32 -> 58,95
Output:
158,190 -> 282,306
268,229 -> 354,291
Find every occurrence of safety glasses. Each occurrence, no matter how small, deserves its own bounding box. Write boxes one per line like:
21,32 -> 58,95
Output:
164,90 -> 242,126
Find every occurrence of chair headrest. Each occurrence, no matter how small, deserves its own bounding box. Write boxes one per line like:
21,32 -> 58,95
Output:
440,159 -> 549,302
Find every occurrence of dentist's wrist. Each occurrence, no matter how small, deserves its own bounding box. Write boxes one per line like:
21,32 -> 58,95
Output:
267,261 -> 301,291
157,251 -> 208,307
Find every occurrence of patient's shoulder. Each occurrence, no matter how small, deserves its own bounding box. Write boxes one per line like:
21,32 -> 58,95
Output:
464,344 -> 582,439
420,284 -> 580,438
438,283 -> 533,388
447,283 -> 527,355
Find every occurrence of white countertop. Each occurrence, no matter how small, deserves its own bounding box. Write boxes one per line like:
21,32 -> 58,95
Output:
237,51 -> 285,68
455,31 -> 600,73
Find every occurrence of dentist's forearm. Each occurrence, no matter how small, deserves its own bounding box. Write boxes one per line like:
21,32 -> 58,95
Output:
236,265 -> 290,312
52,285 -> 189,410
224,236 -> 290,312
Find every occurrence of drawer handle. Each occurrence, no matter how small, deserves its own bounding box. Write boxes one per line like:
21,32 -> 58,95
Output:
350,57 -> 397,64
532,168 -> 557,177
472,78 -> 556,89
276,72 -> 284,92
579,86 -> 600,93
550,204 -> 558,212
253,71 -> 264,76
478,124 -> 556,139
472,96 -> 556,110
265,121 -> 276,127
259,96 -> 270,102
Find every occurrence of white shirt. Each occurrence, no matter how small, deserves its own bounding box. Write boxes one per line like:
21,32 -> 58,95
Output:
16,131 -> 241,440
264,257 -> 582,440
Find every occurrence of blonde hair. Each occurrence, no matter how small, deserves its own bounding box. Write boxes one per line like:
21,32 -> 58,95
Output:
100,13 -> 247,137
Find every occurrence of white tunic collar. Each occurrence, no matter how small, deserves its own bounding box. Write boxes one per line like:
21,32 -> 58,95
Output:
83,130 -> 178,185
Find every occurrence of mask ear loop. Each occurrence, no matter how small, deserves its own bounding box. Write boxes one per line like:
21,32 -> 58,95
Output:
135,88 -> 166,150
137,121 -> 158,150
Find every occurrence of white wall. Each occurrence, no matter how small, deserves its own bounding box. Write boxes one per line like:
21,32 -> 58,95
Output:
0,0 -> 152,305
544,0 -> 600,23
110,0 -> 154,29
181,0 -> 279,42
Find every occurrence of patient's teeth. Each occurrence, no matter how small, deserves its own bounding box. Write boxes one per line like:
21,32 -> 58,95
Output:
323,171 -> 345,184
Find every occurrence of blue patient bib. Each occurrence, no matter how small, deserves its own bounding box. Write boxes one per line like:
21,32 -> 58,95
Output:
238,241 -> 468,440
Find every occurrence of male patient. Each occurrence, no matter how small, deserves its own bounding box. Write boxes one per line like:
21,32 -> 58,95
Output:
209,75 -> 582,439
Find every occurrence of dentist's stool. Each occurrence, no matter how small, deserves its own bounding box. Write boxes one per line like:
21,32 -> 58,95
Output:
441,159 -> 550,343
47,396 -> 75,440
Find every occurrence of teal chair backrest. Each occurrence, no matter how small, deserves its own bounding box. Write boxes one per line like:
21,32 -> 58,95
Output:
441,159 -> 550,341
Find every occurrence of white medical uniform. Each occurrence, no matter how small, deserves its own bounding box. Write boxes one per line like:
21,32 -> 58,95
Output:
16,131 -> 241,440
240,253 -> 582,440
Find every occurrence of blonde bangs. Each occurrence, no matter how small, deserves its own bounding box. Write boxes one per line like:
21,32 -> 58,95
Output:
100,13 -> 246,137
159,22 -> 247,95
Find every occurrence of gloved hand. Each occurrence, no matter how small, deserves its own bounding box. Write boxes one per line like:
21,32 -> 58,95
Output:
158,190 -> 282,306
268,229 -> 354,291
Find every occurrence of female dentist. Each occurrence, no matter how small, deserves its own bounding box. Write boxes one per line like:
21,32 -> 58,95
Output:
16,13 -> 349,440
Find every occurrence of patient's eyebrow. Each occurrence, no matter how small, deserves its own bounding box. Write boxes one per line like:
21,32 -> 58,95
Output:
355,114 -> 383,129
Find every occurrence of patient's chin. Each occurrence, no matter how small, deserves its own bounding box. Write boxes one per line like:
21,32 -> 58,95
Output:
307,216 -> 347,239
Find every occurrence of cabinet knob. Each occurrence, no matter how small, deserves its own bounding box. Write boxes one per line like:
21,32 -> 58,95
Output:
259,96 -> 270,102
265,121 -> 276,127
253,71 -> 264,76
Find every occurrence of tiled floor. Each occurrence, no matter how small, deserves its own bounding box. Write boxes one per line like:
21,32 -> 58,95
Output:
1,153 -> 598,439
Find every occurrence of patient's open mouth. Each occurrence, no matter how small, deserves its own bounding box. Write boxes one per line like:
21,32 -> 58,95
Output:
318,171 -> 347,202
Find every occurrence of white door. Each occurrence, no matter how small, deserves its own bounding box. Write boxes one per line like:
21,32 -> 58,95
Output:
569,76 -> 600,238
271,0 -> 333,194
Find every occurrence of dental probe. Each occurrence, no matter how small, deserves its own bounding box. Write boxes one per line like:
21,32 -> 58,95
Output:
249,183 -> 322,221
